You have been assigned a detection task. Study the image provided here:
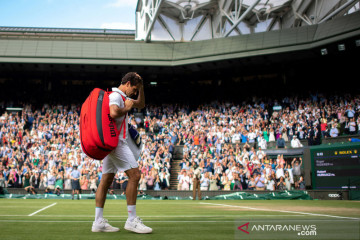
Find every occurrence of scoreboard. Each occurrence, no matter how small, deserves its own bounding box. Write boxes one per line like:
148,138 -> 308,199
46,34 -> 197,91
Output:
311,142 -> 360,189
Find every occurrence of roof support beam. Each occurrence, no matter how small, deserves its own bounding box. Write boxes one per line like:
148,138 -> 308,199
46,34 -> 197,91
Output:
224,0 -> 261,37
145,0 -> 164,42
318,0 -> 356,23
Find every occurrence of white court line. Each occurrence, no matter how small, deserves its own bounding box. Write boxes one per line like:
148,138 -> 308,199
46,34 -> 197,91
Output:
200,202 -> 360,220
28,203 -> 57,216
0,219 -> 358,223
0,214 -> 306,218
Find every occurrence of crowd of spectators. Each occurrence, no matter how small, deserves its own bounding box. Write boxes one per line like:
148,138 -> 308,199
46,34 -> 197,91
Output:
0,92 -> 359,194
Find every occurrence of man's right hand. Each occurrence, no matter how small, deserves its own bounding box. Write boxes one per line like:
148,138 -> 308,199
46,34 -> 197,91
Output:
124,99 -> 134,111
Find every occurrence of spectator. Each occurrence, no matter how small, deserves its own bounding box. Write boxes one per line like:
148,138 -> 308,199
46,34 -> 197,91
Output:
46,171 -> 56,193
277,176 -> 286,190
145,173 -> 154,190
138,174 -> 147,191
276,134 -> 286,149
291,135 -> 303,148
320,118 -> 328,138
329,124 -> 339,137
275,163 -> 285,180
153,175 -> 161,190
200,172 -> 210,191
89,174 -> 98,193
30,172 -> 40,189
80,175 -> 89,191
222,175 -> 231,190
39,172 -> 47,189
0,171 -> 5,188
258,136 -> 267,149
292,158 -> 302,186
265,175 -> 275,191
247,176 -> 255,190
232,174 -> 242,190
159,170 -> 170,190
120,172 -> 129,194
209,175 -> 219,190
71,166 -> 81,200
349,117 -> 357,135
180,171 -> 190,190
296,176 -> 306,190
193,167 -> 202,199
284,171 -> 291,190
64,173 -> 72,190
254,173 -> 265,190
54,172 -> 63,195
23,172 -> 31,190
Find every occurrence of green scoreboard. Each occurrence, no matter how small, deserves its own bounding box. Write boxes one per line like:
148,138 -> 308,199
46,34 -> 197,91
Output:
311,142 -> 360,189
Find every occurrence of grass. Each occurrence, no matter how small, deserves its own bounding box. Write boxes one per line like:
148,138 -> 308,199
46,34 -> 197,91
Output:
0,199 -> 359,240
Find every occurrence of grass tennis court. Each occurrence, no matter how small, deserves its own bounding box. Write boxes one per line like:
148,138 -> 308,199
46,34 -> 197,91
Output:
0,199 -> 359,240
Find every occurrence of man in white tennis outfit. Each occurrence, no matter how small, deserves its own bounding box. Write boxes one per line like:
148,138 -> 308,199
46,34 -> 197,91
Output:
92,72 -> 152,234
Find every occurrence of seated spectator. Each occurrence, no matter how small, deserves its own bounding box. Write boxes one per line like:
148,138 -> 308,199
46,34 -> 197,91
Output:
291,135 -> 303,148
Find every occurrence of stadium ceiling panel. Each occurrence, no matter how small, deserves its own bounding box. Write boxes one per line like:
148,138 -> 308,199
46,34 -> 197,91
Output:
136,0 -> 360,42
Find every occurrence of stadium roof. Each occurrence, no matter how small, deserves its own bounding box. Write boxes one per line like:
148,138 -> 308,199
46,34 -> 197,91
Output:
0,11 -> 359,67
0,26 -> 135,42
0,27 -> 135,35
136,0 -> 360,42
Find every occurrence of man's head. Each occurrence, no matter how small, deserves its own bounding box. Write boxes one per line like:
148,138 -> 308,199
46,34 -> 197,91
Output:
120,72 -> 143,97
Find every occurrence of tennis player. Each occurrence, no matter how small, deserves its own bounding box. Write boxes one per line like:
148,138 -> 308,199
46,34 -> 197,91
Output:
91,72 -> 152,234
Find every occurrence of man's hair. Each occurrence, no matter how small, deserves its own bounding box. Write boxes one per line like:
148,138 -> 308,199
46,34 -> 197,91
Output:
121,72 -> 143,86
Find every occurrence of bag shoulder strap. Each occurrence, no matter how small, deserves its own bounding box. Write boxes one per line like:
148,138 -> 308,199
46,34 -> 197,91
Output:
108,90 -> 127,139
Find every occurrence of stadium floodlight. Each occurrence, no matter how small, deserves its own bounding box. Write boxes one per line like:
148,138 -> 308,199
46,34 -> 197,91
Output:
320,48 -> 328,55
338,44 -> 345,51
356,40 -> 360,47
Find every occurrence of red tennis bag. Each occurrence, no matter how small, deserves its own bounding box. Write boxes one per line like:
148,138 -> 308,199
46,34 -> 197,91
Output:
80,88 -> 121,160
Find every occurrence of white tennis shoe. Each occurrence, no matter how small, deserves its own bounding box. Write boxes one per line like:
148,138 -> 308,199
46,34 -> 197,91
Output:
124,216 -> 152,234
92,218 -> 120,232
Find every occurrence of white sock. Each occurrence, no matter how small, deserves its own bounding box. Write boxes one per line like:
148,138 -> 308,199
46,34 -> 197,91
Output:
127,205 -> 136,221
95,207 -> 103,222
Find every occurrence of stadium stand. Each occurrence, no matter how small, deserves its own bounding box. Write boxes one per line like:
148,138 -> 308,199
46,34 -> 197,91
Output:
0,92 -> 359,194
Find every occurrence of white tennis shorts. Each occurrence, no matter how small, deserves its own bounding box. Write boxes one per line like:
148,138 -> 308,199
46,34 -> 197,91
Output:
102,137 -> 140,174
